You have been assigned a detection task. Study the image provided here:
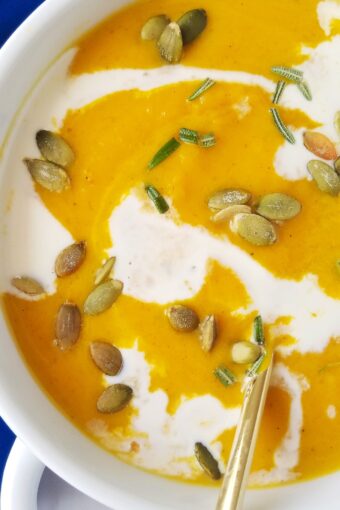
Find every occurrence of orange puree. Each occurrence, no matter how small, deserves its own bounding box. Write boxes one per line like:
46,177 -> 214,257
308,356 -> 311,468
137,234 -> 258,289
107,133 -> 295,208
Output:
3,0 -> 340,487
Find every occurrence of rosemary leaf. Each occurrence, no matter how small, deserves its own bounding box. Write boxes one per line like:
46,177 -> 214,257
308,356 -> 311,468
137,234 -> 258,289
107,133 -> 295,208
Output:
247,352 -> 266,378
179,128 -> 199,144
270,108 -> 295,144
272,80 -> 286,104
214,365 -> 236,387
148,137 -> 180,169
198,133 -> 216,148
188,78 -> 216,101
253,315 -> 265,345
297,81 -> 312,101
145,185 -> 169,214
271,65 -> 303,83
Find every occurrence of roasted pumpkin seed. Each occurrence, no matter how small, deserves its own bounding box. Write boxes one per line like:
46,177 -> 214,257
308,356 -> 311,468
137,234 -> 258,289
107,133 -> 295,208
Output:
303,131 -> 337,160
256,193 -> 301,221
177,9 -> 207,45
55,303 -> 81,351
211,204 -> 251,222
94,257 -> 116,286
11,276 -> 44,296
24,158 -> 70,192
36,130 -> 75,168
334,157 -> 340,174
97,384 -> 133,413
334,111 -> 340,138
84,280 -> 123,315
157,22 -> 183,63
307,160 -> 340,196
90,341 -> 123,375
231,341 -> 262,364
208,188 -> 251,211
199,315 -> 217,352
55,241 -> 86,277
167,305 -> 199,332
194,442 -> 221,480
231,213 -> 277,246
141,14 -> 170,40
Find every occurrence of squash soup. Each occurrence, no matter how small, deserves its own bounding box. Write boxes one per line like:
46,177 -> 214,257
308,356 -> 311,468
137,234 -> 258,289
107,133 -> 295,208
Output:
2,0 -> 340,487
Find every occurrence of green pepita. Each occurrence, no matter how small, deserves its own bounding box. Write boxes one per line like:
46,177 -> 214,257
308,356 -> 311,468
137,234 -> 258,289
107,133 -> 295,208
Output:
177,9 -> 207,45
55,241 -> 86,277
167,305 -> 199,332
307,160 -> 340,196
231,341 -> 262,365
36,130 -> 75,168
199,315 -> 217,352
97,384 -> 133,413
94,257 -> 116,286
84,280 -> 123,315
208,189 -> 251,211
141,14 -> 170,40
194,442 -> 221,480
256,193 -> 301,221
157,22 -> 183,63
231,213 -> 277,246
24,158 -> 70,192
11,276 -> 45,296
55,303 -> 81,351
211,204 -> 251,222
90,341 -> 123,375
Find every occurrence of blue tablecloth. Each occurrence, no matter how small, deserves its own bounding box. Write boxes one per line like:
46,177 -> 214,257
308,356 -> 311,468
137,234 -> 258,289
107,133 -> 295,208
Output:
0,0 -> 45,484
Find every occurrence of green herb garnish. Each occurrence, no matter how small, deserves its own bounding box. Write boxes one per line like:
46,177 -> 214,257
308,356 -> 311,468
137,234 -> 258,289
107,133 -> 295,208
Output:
253,315 -> 265,345
148,137 -> 180,169
145,185 -> 169,213
247,352 -> 266,378
179,128 -> 199,144
198,133 -> 216,148
270,108 -> 295,144
297,81 -> 312,101
214,365 -> 236,387
272,81 -> 286,104
271,66 -> 303,83
188,78 -> 216,101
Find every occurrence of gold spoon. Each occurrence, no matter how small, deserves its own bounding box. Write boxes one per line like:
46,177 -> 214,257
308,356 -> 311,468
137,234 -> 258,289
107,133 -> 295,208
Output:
215,354 -> 273,510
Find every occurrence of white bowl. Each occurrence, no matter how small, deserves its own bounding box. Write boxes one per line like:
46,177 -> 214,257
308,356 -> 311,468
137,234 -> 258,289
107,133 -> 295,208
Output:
0,1 -> 339,508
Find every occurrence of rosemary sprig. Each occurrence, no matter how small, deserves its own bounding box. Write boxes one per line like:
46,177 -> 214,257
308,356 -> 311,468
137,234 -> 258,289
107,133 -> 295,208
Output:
271,65 -> 303,83
214,365 -> 236,387
247,352 -> 266,378
253,315 -> 265,345
188,78 -> 216,101
145,185 -> 169,213
148,137 -> 180,169
270,108 -> 295,144
297,81 -> 312,101
179,128 -> 199,144
272,80 -> 286,104
198,133 -> 216,148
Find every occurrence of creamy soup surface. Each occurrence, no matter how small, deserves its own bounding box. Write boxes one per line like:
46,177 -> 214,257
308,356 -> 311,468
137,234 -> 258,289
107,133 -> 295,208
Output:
2,0 -> 340,487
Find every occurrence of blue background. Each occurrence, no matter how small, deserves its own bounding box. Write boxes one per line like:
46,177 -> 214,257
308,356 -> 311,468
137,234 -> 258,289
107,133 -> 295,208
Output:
0,0 -> 45,483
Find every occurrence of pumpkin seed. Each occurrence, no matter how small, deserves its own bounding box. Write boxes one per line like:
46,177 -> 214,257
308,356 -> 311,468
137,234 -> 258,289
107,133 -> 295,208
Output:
307,160 -> 340,196
211,204 -> 251,222
36,130 -> 75,168
167,305 -> 199,332
97,384 -> 133,413
194,442 -> 221,480
157,22 -> 183,63
55,303 -> 81,351
208,188 -> 251,211
90,341 -> 123,375
256,193 -> 301,221
84,280 -> 123,315
231,341 -> 262,364
334,111 -> 340,138
11,276 -> 44,296
303,131 -> 337,160
177,9 -> 207,45
55,241 -> 86,277
199,315 -> 217,352
231,213 -> 277,246
24,158 -> 70,192
141,14 -> 170,40
334,157 -> 340,174
94,257 -> 116,286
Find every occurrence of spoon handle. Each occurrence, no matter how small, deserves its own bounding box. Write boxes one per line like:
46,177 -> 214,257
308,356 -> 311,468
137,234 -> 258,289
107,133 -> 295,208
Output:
215,355 -> 273,510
